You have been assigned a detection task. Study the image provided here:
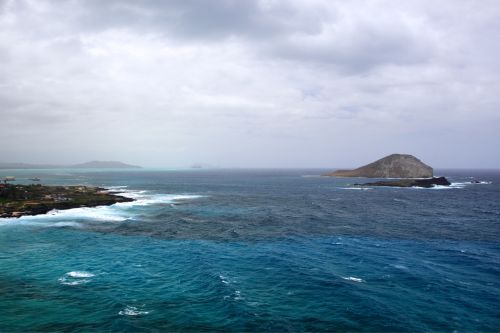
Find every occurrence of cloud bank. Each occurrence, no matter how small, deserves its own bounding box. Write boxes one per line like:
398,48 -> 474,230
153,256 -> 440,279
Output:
1,0 -> 499,167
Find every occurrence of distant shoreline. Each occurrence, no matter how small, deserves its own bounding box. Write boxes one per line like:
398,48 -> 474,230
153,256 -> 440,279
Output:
0,161 -> 141,170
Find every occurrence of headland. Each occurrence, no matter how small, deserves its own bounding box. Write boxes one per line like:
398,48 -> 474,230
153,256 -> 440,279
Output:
0,184 -> 133,218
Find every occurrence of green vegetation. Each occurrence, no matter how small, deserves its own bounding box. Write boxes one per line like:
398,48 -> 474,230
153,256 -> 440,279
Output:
0,184 -> 133,218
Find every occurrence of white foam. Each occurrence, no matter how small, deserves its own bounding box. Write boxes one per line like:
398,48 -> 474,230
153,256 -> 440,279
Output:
48,206 -> 128,222
113,189 -> 204,207
340,187 -> 372,190
421,182 -> 468,190
219,274 -> 230,284
450,182 -> 468,188
106,185 -> 128,190
113,190 -> 147,198
409,182 -> 469,190
67,271 -> 95,278
5,205 -> 128,223
58,278 -> 90,286
50,221 -> 83,228
342,276 -> 364,283
428,185 -> 455,190
0,208 -> 127,228
234,290 -> 244,300
1,188 -> 204,226
392,264 -> 409,270
434,181 -> 491,189
118,305 -> 149,316
58,271 -> 95,285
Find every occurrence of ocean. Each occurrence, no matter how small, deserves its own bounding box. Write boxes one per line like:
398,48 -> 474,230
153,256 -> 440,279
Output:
0,169 -> 499,332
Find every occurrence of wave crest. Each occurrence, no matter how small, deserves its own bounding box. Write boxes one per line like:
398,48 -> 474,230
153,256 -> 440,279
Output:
118,305 -> 149,316
58,271 -> 95,285
342,276 -> 364,283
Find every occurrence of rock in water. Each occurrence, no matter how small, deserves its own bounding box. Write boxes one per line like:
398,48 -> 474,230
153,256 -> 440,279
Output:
355,177 -> 451,188
325,154 -> 433,178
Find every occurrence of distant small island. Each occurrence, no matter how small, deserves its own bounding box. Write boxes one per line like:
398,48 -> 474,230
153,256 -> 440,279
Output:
0,184 -> 133,218
325,154 -> 433,178
70,161 -> 141,169
0,161 -> 141,169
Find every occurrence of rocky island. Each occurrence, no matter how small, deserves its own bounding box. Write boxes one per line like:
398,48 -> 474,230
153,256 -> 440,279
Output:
325,154 -> 451,188
0,184 -> 133,218
326,154 -> 433,178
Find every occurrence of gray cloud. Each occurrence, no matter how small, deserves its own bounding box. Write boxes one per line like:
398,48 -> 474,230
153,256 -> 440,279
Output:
62,0 -> 436,72
75,0 -> 317,39
0,0 -> 499,167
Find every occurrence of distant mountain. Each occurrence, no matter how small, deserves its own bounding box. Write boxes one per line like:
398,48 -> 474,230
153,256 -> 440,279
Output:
325,154 -> 433,178
0,161 -> 141,169
70,161 -> 141,169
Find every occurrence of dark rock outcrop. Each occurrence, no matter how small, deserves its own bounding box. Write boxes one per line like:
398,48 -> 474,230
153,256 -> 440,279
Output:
355,176 -> 451,188
325,154 -> 433,178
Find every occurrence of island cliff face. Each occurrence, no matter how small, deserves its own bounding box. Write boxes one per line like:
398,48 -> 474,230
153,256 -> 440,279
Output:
326,154 -> 433,178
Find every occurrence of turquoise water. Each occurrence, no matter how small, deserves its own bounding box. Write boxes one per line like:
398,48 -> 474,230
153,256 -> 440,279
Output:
1,169 -> 499,332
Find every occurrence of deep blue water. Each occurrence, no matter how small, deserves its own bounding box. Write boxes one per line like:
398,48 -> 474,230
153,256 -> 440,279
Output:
0,169 -> 499,332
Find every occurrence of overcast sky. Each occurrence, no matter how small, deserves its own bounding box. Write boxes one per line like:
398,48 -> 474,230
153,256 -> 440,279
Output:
1,0 -> 499,168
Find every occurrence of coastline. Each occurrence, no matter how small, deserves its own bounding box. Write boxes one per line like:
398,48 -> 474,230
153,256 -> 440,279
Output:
0,184 -> 133,218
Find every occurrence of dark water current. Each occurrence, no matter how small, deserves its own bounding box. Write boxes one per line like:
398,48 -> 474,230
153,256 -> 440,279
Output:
0,169 -> 499,332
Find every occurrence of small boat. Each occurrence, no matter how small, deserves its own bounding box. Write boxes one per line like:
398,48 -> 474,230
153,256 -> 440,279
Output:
29,177 -> 41,181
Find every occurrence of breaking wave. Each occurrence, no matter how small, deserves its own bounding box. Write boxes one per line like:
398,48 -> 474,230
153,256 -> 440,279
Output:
1,187 -> 203,227
118,305 -> 150,316
58,271 -> 95,286
67,271 -> 95,278
342,276 -> 365,283
109,188 -> 204,207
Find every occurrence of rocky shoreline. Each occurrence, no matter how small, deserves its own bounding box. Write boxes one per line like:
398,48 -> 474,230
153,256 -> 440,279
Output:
0,184 -> 133,218
355,176 -> 451,188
